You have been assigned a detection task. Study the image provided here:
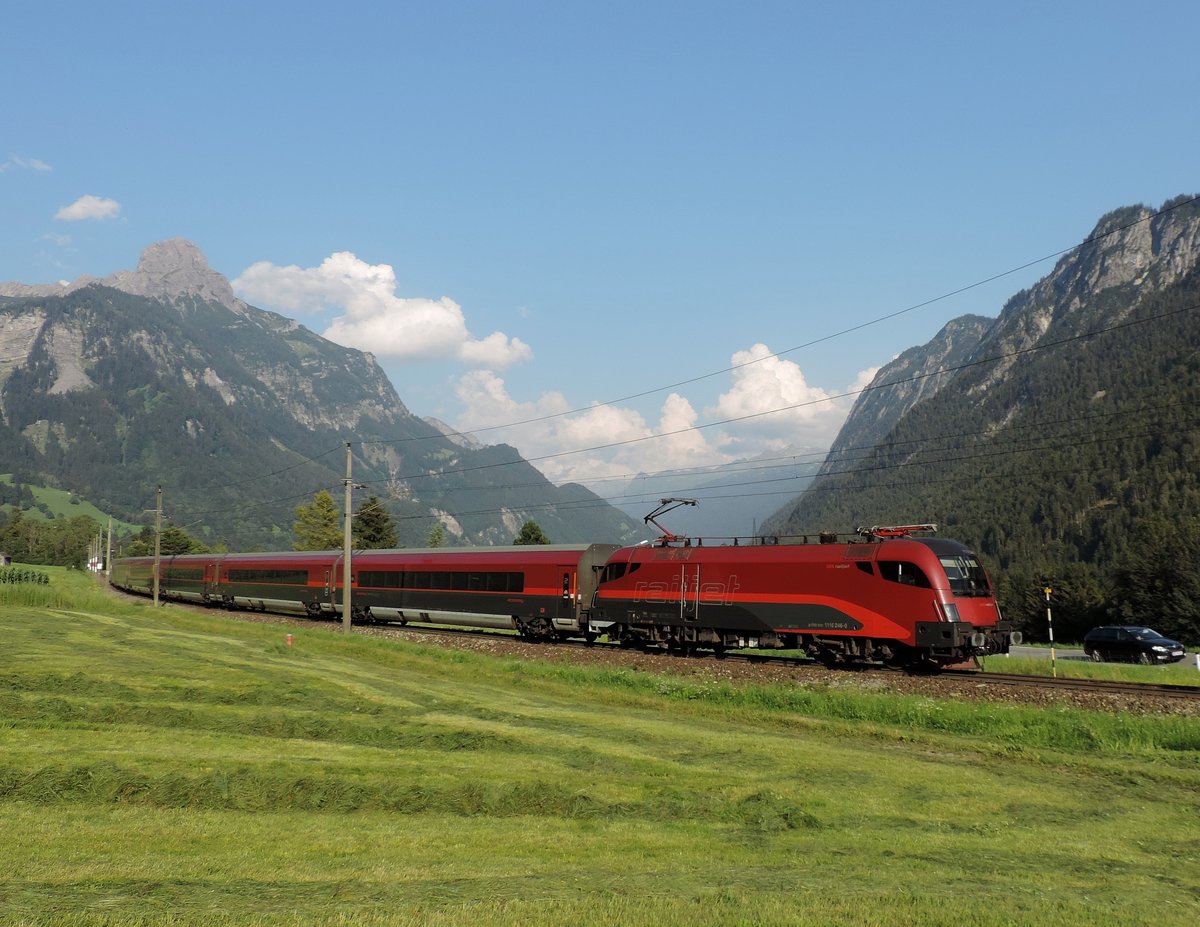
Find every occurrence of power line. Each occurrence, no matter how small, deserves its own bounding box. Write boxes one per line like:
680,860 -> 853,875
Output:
358,194 -> 1200,448
349,298 -> 1200,488
118,195 -> 1200,515
374,417 -> 1200,527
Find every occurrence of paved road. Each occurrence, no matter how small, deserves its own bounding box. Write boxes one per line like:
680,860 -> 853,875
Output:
1008,643 -> 1200,667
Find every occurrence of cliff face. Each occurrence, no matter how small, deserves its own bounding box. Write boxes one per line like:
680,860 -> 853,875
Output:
0,240 -> 641,548
762,194 -> 1200,579
969,196 -> 1200,393
819,314 -> 993,476
817,195 -> 1200,481
0,241 -> 411,431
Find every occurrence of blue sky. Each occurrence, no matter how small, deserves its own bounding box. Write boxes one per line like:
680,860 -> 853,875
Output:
4,0 -> 1197,486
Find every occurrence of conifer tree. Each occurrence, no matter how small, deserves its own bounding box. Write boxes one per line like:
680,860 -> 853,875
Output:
354,495 -> 398,549
513,519 -> 550,545
293,490 -> 342,551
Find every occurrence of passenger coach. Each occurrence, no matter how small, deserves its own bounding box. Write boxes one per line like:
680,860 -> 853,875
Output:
110,544 -> 619,639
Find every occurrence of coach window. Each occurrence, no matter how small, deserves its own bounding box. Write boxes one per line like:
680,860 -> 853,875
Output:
877,560 -> 931,588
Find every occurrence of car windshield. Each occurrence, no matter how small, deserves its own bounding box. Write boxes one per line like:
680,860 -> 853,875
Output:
1130,628 -> 1163,640
938,556 -> 991,597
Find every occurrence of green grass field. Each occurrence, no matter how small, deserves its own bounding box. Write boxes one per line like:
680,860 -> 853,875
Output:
1,569 -> 1198,926
980,652 -> 1200,684
0,474 -> 139,531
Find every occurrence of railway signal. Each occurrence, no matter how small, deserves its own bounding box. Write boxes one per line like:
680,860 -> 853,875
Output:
1043,584 -> 1056,678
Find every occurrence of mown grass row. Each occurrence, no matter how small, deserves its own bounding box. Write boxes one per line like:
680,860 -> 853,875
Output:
2,569 -> 1198,926
0,760 -> 820,832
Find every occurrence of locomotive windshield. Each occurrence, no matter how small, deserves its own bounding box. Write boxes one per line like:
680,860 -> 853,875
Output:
938,555 -> 991,597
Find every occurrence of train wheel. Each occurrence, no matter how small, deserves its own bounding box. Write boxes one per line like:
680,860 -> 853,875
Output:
518,617 -> 553,640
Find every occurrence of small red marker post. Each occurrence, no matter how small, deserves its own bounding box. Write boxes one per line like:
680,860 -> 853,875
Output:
286,633 -> 293,647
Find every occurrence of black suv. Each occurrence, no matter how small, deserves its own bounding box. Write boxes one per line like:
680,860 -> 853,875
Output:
1082,626 -> 1187,664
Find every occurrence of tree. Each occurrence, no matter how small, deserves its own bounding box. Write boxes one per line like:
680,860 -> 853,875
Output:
160,524 -> 209,555
513,519 -> 550,545
427,524 -> 447,548
1112,516 -> 1200,643
354,495 -> 398,549
0,510 -> 102,567
294,490 -> 342,551
124,523 -> 209,557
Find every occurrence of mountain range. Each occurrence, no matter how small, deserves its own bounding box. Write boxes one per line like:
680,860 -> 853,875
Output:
762,194 -> 1200,638
3,188 -> 1198,634
0,240 -> 643,549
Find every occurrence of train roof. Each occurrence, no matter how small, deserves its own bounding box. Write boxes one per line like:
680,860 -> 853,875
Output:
115,543 -> 616,563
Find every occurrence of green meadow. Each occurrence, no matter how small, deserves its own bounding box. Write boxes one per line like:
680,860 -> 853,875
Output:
1,569 -> 1197,926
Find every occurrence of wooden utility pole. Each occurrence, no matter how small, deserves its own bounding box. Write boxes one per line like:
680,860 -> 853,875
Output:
342,444 -> 353,634
153,487 -> 162,607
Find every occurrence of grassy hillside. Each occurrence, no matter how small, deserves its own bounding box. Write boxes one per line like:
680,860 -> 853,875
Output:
1,573 -> 1197,926
0,473 -> 139,532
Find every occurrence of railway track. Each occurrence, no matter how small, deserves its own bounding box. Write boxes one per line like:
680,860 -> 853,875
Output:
102,582 -> 1200,707
381,620 -> 1200,700
940,669 -> 1200,700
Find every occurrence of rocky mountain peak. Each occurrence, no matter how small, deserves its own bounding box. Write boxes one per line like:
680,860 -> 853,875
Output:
0,237 -> 246,313
103,238 -> 245,311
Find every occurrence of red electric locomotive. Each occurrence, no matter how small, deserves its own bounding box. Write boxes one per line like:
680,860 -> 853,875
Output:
110,511 -> 1017,667
589,519 -> 1018,666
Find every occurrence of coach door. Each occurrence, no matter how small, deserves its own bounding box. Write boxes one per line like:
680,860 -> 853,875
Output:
203,558 -> 221,602
327,555 -> 343,611
559,569 -> 572,619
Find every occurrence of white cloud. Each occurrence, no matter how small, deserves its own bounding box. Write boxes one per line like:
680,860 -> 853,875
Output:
453,371 -> 727,484
702,344 -> 854,454
846,364 -> 879,396
1,155 -> 52,172
55,194 -> 120,221
447,345 -> 880,485
233,251 -> 531,368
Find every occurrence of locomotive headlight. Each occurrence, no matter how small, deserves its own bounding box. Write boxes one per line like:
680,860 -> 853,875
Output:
941,603 -> 961,622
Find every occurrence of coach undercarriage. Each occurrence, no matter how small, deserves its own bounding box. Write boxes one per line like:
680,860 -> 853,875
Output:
604,619 -> 978,668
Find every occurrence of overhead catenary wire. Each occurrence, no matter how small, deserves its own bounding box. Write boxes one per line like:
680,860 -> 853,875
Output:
165,297 -> 1200,525
167,400 -> 1199,531
347,298 -> 1200,489
356,194 -> 1200,448
143,193 -> 1200,513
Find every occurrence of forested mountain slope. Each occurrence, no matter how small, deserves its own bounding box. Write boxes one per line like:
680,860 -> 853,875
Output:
0,241 -> 642,549
819,314 -> 993,475
765,195 -> 1200,641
